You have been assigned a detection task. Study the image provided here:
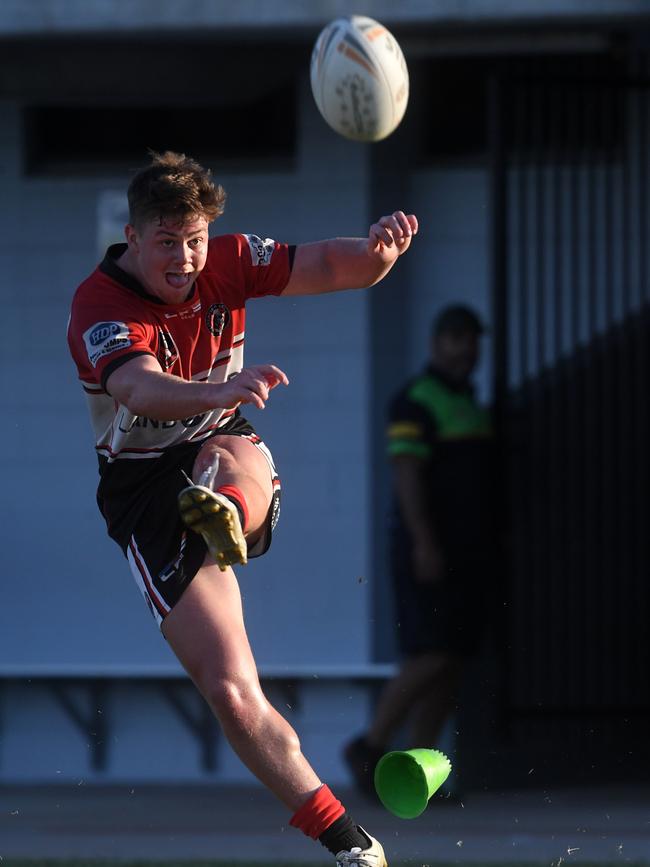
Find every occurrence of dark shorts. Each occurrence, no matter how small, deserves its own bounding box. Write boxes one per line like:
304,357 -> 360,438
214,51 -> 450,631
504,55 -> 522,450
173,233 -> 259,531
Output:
389,531 -> 493,658
99,415 -> 280,629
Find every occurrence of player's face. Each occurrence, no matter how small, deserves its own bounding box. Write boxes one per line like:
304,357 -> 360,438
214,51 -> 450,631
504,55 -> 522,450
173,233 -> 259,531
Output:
433,331 -> 480,384
126,215 -> 209,304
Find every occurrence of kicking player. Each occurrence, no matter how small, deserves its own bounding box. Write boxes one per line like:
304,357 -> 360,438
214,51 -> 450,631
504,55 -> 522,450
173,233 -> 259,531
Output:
67,151 -> 418,866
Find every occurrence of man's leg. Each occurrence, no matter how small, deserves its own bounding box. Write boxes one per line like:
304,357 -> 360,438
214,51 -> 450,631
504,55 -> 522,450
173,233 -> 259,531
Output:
344,651 -> 459,796
170,437 -> 388,863
407,655 -> 463,747
162,559 -> 320,807
162,561 -> 386,864
367,651 -> 455,748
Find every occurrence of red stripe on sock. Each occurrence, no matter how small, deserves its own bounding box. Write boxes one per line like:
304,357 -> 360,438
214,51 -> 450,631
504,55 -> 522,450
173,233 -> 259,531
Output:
289,785 -> 345,839
216,484 -> 249,532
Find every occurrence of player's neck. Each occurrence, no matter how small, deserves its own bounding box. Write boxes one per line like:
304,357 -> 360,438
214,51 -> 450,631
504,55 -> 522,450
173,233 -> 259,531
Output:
115,246 -> 138,279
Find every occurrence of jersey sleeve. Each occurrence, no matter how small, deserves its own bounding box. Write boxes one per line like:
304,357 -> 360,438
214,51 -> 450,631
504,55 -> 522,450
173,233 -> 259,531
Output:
386,390 -> 437,460
68,298 -> 156,392
234,233 -> 294,298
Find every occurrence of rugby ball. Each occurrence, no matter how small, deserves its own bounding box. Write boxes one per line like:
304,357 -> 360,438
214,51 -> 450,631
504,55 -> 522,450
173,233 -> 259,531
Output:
310,15 -> 409,143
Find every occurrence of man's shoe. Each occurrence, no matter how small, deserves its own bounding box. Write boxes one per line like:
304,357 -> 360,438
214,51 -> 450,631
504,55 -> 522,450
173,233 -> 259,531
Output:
335,829 -> 387,866
178,485 -> 247,571
343,735 -> 385,798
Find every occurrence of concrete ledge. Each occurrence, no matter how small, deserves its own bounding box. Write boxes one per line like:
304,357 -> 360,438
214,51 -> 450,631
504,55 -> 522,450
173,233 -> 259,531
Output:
0,662 -> 397,679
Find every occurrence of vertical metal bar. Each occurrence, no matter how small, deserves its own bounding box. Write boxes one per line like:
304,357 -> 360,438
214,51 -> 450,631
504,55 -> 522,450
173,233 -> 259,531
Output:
616,76 -> 632,708
569,89 -> 581,349
552,88 -> 564,365
567,78 -> 583,709
565,94 -> 578,708
487,70 -> 510,731
534,81 -> 546,371
517,80 -> 529,383
601,82 -> 616,705
587,85 -> 598,339
603,85 -> 615,329
582,66 -> 601,709
638,60 -> 648,304
622,82 -> 631,317
533,74 -> 548,701
549,79 -> 565,705
635,57 -> 650,699
490,71 -> 509,420
513,69 -> 530,708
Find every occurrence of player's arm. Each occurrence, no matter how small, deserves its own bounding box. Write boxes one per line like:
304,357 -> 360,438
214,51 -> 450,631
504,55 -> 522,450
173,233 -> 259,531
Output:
282,211 -> 418,296
106,355 -> 288,420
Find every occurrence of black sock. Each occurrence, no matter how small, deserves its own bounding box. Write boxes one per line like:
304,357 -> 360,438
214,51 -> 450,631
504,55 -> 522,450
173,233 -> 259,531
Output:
318,813 -> 370,855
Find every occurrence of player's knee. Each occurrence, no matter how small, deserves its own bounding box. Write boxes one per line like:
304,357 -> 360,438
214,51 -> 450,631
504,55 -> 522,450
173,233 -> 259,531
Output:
203,674 -> 300,753
193,445 -> 236,482
203,674 -> 264,730
282,724 -> 302,757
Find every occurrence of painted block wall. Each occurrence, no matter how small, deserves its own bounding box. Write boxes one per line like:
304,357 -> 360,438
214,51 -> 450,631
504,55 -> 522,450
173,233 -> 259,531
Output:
0,92 -> 494,784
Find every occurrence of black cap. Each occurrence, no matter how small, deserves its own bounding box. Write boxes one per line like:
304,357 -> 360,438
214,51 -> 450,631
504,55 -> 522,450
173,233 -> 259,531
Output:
432,304 -> 485,337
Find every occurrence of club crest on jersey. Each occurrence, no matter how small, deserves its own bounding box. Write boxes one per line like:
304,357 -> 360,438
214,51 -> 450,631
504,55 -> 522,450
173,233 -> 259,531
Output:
205,302 -> 231,337
244,234 -> 276,267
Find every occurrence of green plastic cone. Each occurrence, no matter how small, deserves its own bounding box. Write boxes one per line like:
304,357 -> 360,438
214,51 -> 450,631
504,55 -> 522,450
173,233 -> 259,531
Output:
374,748 -> 452,819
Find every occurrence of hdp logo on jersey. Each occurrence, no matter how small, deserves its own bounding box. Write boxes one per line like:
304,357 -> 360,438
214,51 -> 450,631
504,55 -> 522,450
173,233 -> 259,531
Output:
205,303 -> 231,337
243,234 -> 276,267
83,320 -> 131,367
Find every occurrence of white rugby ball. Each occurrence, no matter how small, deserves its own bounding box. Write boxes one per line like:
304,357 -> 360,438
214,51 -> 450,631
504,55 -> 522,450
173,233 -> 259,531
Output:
310,15 -> 409,143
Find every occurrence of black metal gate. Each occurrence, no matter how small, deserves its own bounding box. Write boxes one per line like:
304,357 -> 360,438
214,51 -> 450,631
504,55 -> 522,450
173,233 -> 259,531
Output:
490,54 -> 650,782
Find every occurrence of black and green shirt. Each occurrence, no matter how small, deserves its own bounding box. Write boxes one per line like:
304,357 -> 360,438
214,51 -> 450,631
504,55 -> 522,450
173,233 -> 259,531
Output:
387,366 -> 496,556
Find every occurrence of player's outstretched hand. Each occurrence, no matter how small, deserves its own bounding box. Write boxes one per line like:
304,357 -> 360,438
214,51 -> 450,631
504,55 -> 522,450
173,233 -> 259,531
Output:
368,211 -> 418,262
217,364 -> 289,410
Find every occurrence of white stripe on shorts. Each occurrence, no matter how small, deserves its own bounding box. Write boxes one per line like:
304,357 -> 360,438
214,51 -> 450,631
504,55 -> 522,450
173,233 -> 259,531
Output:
127,535 -> 171,629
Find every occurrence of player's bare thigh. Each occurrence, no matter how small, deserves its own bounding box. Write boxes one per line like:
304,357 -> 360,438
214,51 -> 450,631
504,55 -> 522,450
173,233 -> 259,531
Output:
192,434 -> 273,540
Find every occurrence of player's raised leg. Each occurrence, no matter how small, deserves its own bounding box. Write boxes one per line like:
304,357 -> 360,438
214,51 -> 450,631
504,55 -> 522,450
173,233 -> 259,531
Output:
179,433 -> 274,570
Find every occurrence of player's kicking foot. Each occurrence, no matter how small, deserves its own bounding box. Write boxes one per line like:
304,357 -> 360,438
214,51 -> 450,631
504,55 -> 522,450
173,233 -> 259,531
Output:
178,485 -> 247,571
335,829 -> 387,866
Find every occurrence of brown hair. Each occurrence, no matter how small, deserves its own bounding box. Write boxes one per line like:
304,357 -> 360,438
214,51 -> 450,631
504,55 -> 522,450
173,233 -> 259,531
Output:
127,151 -> 226,227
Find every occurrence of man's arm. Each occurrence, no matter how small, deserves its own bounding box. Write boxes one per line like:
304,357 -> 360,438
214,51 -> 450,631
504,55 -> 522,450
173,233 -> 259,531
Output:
282,211 -> 418,297
393,454 -> 446,583
393,454 -> 437,543
106,355 -> 288,420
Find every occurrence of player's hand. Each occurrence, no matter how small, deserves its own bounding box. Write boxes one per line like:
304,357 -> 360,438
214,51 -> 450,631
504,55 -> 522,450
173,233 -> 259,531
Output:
216,364 -> 289,410
413,537 -> 446,584
367,211 -> 418,261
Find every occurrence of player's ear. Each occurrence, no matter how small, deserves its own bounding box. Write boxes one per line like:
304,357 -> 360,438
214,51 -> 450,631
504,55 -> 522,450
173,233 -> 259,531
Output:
125,224 -> 139,250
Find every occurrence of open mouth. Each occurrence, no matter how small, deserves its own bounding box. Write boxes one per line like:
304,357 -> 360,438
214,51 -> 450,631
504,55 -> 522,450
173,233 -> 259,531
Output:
166,272 -> 193,289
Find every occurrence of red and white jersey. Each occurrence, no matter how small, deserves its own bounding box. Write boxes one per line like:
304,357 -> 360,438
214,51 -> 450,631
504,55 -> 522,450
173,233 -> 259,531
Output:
68,233 -> 293,462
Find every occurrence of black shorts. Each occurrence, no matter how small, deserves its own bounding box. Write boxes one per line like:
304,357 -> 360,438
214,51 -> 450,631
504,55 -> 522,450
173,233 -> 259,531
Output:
389,530 -> 493,658
98,415 -> 280,628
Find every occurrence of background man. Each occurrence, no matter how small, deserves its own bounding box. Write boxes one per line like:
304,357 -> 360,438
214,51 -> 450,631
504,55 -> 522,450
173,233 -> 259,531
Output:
344,304 -> 496,797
